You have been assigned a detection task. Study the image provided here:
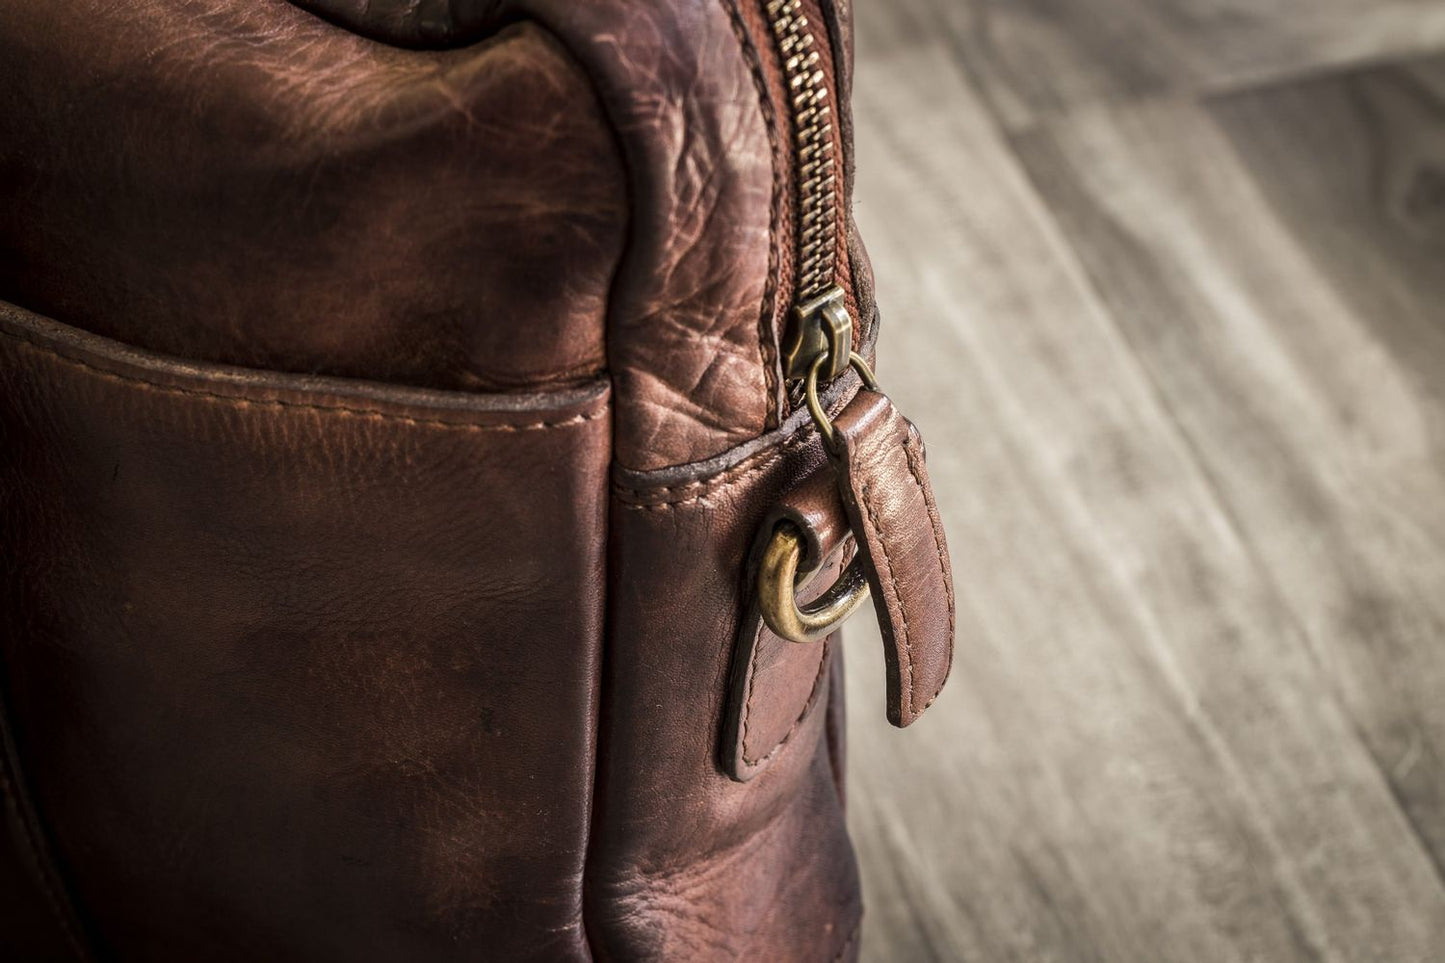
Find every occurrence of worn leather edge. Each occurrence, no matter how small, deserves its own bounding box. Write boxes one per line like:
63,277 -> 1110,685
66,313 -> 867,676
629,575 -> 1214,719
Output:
824,635 -> 847,810
0,301 -> 608,425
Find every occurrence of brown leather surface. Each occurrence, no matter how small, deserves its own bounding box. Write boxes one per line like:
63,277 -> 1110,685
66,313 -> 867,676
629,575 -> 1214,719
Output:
293,0 -> 790,468
292,0 -> 881,470
0,0 -> 891,958
525,0 -> 784,468
0,302 -> 609,960
600,381 -> 866,962
722,462 -> 854,782
286,0 -> 506,46
726,618 -> 837,785
776,453 -> 858,574
0,2 -> 626,394
832,389 -> 956,728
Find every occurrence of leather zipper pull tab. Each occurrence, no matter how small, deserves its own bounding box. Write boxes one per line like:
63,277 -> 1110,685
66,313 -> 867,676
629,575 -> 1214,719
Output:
759,342 -> 956,727
828,387 -> 955,727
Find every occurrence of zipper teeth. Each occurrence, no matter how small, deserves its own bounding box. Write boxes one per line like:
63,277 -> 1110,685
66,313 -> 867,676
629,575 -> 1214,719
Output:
765,0 -> 838,305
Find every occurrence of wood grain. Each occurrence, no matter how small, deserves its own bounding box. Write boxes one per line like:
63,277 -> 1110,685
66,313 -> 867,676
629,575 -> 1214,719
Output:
1010,49 -> 1445,882
857,0 -> 1445,131
843,7 -> 1445,960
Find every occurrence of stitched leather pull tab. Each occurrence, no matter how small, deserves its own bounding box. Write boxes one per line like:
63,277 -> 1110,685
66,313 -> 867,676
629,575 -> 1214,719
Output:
831,389 -> 955,727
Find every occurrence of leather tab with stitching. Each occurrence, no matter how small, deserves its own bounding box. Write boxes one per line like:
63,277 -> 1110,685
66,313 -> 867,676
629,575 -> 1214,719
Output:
831,389 -> 955,727
722,463 -> 851,782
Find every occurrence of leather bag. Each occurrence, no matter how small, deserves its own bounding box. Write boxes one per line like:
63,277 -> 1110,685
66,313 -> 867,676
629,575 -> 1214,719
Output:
0,1 -> 954,959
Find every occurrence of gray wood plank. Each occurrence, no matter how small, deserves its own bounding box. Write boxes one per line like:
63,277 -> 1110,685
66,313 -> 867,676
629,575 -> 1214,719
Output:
855,0 -> 1445,131
844,29 -> 1445,963
1008,52 -> 1445,895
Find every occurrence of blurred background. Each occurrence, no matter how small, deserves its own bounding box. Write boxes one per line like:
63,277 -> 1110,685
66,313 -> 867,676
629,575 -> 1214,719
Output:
841,0 -> 1445,959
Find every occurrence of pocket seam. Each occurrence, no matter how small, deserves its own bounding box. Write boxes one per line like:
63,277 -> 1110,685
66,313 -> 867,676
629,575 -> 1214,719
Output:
1,327 -> 606,434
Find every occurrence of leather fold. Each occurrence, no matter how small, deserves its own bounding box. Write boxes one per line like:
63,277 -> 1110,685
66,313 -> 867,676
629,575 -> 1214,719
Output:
830,389 -> 955,728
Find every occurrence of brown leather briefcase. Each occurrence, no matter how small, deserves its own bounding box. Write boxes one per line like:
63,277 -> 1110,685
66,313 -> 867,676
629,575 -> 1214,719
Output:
0,1 -> 954,958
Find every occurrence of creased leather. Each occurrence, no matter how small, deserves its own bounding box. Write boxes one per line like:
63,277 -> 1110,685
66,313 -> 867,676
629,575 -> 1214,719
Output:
0,302 -> 609,961
831,389 -> 956,728
522,0 -> 781,468
0,0 -> 885,958
292,0 -> 811,469
0,3 -> 626,393
287,0 -> 507,46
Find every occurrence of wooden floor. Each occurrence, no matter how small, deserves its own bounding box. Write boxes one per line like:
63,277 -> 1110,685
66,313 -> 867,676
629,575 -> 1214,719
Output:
842,1 -> 1445,959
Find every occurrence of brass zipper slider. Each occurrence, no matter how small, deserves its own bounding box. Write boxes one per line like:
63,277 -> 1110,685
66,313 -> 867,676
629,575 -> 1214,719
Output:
764,0 -> 849,389
781,284 -> 851,383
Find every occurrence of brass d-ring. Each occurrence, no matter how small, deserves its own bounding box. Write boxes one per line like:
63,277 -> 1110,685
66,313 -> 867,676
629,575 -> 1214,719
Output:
758,525 -> 872,644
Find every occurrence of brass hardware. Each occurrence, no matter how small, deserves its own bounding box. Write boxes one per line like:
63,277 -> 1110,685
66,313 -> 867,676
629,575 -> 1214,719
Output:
758,2 -> 873,646
758,524 -> 872,644
804,350 -> 878,450
765,0 -> 839,307
782,286 -> 852,381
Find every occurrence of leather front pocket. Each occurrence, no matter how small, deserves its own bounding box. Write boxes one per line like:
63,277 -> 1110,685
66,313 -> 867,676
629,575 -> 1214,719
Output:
0,302 -> 608,960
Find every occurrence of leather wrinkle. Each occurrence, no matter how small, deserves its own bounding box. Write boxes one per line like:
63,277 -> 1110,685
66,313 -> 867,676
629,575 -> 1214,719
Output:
717,0 -> 785,429
610,357 -> 872,506
4,1 -> 879,957
523,0 -> 777,468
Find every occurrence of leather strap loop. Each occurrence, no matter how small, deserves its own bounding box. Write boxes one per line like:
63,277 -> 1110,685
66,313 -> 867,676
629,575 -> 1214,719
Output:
830,389 -> 955,728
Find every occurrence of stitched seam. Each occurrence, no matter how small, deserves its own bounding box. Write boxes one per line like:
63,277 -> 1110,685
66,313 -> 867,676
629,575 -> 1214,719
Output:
740,540 -> 852,768
0,743 -> 88,959
904,433 -> 954,709
615,427 -> 817,508
613,384 -> 860,505
859,480 -> 915,718
1,329 -> 605,433
718,0 -> 783,427
739,540 -> 856,766
741,634 -> 831,768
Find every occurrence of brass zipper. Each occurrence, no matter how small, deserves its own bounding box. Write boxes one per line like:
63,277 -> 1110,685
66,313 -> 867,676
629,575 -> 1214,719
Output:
753,4 -> 955,730
764,0 -> 853,384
